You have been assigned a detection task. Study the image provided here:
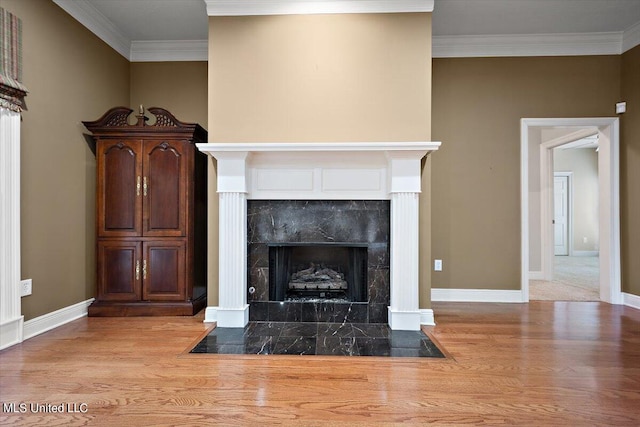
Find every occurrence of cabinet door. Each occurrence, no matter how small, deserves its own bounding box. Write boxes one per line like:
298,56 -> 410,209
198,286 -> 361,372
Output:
97,241 -> 142,301
142,140 -> 187,237
97,140 -> 143,237
142,240 -> 186,301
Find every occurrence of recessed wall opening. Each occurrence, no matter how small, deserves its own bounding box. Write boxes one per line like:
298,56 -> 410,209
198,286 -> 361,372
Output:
269,243 -> 368,302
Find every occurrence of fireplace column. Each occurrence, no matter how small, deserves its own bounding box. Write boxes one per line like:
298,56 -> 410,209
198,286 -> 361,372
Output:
387,152 -> 423,331
215,152 -> 249,327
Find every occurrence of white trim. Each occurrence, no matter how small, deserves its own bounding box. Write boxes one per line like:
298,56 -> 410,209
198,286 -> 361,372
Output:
53,0 -> 130,60
433,32 -> 623,58
529,271 -> 544,280
431,289 -> 524,303
0,316 -> 23,350
0,109 -> 23,350
216,306 -> 250,328
387,308 -> 421,331
521,119 -> 530,302
204,306 -> 218,323
22,298 -> 95,341
198,141 -> 441,153
572,251 -> 599,257
623,21 -> 640,53
130,40 -> 208,62
542,128 -> 599,150
521,118 -> 622,305
623,293 -> 640,310
205,0 -> 434,16
419,309 -> 435,326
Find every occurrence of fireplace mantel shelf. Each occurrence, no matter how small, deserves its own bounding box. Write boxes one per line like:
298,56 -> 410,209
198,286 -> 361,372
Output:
197,141 -> 441,153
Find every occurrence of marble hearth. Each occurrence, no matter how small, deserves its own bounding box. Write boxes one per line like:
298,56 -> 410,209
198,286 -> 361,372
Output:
196,142 -> 441,330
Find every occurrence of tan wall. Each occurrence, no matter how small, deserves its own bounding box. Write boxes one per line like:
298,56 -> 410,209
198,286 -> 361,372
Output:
554,148 -> 599,253
621,45 -> 640,296
432,56 -> 621,290
130,62 -> 208,126
208,13 -> 432,306
4,0 -> 130,320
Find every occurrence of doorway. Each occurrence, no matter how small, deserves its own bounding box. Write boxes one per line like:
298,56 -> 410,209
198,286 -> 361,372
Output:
531,141 -> 601,301
520,118 -> 622,304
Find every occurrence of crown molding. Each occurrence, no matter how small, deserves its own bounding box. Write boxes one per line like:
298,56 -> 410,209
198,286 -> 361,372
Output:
130,40 -> 208,62
433,32 -> 626,58
623,21 -> 640,53
53,0 -> 130,60
204,0 -> 434,16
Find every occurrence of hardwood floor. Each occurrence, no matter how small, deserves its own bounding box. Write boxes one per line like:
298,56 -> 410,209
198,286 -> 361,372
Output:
2,301 -> 640,426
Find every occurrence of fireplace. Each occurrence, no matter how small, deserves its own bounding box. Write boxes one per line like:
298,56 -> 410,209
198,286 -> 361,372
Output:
247,200 -> 389,323
269,243 -> 368,302
196,142 -> 441,330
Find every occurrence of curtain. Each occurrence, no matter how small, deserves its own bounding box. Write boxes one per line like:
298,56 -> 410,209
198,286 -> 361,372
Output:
0,7 -> 27,112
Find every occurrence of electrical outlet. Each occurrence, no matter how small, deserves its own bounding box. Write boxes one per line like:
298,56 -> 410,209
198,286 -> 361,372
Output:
434,259 -> 443,272
20,279 -> 32,297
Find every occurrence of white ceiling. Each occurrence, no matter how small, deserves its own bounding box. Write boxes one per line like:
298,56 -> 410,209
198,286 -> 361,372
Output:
53,0 -> 640,61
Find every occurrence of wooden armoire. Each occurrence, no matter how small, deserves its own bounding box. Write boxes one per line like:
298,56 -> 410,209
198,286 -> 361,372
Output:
83,107 -> 207,316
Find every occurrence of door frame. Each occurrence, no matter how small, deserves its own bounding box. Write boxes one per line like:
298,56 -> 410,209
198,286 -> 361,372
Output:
553,171 -> 573,259
521,117 -> 622,304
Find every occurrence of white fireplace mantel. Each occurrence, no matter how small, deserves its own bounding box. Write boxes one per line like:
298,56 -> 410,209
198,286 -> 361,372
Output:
197,141 -> 441,330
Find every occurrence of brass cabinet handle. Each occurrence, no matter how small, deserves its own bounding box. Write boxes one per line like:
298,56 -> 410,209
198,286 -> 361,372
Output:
136,176 -> 141,196
135,260 -> 140,280
143,176 -> 148,196
143,259 -> 147,280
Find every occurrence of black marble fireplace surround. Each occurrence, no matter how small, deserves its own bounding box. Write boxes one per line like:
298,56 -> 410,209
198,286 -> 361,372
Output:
248,200 -> 390,323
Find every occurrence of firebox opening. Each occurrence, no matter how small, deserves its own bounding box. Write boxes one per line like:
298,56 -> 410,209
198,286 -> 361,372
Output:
269,243 -> 368,302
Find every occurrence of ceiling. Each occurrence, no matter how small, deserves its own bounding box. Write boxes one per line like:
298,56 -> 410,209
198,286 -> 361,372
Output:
54,0 -> 640,61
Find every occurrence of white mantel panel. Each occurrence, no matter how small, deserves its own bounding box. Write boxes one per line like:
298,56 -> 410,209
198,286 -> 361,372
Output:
321,169 -> 383,192
255,169 -> 315,192
214,151 -> 249,193
250,166 -> 387,200
387,152 -> 425,194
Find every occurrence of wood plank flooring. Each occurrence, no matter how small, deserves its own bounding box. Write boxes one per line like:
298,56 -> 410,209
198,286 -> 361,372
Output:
1,301 -> 640,426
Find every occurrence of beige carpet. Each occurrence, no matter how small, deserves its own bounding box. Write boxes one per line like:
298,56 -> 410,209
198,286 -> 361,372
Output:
530,256 -> 599,301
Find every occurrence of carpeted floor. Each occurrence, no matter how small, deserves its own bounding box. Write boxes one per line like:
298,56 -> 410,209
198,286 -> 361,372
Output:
530,256 -> 599,301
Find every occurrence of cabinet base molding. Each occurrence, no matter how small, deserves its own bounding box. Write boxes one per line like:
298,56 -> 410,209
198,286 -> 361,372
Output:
88,294 -> 206,317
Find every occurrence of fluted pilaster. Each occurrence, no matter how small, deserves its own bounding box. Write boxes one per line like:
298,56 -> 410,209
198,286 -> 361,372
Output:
217,191 -> 249,327
388,191 -> 421,330
0,109 -> 23,349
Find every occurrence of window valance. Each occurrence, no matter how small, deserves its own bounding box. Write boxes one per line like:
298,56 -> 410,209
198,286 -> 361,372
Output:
1,7 -> 27,112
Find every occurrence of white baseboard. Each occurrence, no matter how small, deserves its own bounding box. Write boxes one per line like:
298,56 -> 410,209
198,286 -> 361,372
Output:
623,292 -> 640,310
204,306 -> 218,323
419,309 -> 435,326
0,316 -> 24,350
571,251 -> 599,257
529,271 -> 544,280
23,298 -> 94,341
432,288 -> 525,303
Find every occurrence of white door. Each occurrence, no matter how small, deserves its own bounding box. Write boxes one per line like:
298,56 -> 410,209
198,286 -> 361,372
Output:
554,175 -> 569,256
